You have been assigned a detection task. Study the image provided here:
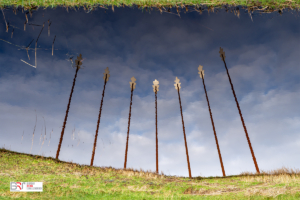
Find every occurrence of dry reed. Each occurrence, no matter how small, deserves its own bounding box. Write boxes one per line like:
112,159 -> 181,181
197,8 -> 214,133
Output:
20,59 -> 35,68
39,117 -> 47,154
1,8 -> 8,32
48,20 -> 51,36
39,127 -> 43,146
26,39 -> 34,60
21,131 -> 24,144
30,111 -> 37,154
48,129 -> 52,146
72,127 -> 75,140
35,22 -> 45,67
52,35 -> 56,56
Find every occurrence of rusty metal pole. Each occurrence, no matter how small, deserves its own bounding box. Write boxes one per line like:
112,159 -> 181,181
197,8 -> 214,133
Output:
174,77 -> 192,178
90,68 -> 110,166
153,79 -> 160,174
219,47 -> 260,174
56,54 -> 83,160
198,65 -> 226,177
124,77 -> 136,169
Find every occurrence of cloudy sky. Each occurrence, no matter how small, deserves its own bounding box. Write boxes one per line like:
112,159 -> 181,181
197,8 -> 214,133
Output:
0,6 -> 300,178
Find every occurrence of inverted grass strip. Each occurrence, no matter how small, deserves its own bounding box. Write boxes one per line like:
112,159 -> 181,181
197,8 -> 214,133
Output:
1,0 -> 300,12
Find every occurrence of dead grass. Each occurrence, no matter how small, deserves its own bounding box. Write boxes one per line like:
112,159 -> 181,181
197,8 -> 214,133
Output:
241,166 -> 300,176
244,186 -> 300,197
240,166 -> 300,184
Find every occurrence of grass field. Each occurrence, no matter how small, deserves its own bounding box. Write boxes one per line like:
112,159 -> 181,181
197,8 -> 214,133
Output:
1,147 -> 300,199
0,0 -> 299,13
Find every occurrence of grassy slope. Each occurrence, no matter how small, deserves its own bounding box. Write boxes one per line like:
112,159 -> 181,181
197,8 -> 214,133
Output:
0,0 -> 299,12
0,148 -> 300,199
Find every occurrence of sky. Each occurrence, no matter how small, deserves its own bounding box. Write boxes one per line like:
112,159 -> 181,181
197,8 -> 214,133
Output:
0,6 -> 300,178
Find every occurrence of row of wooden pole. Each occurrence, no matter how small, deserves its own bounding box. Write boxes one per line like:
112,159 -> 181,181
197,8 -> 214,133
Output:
55,47 -> 260,178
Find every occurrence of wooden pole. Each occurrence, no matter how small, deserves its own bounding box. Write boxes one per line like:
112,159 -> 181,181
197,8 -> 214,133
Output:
155,88 -> 158,174
56,54 -> 83,160
90,69 -> 110,166
153,79 -> 159,174
198,66 -> 226,176
124,77 -> 136,169
56,66 -> 79,159
174,77 -> 192,178
219,47 -> 260,174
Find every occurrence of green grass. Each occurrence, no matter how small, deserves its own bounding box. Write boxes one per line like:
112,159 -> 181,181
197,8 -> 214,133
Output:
0,0 -> 299,13
1,148 -> 300,199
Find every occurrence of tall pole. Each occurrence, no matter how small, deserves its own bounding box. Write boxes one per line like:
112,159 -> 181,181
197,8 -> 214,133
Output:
56,54 -> 83,160
153,79 -> 160,174
90,67 -> 110,166
124,76 -> 136,169
219,47 -> 260,174
174,77 -> 192,178
198,65 -> 226,177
